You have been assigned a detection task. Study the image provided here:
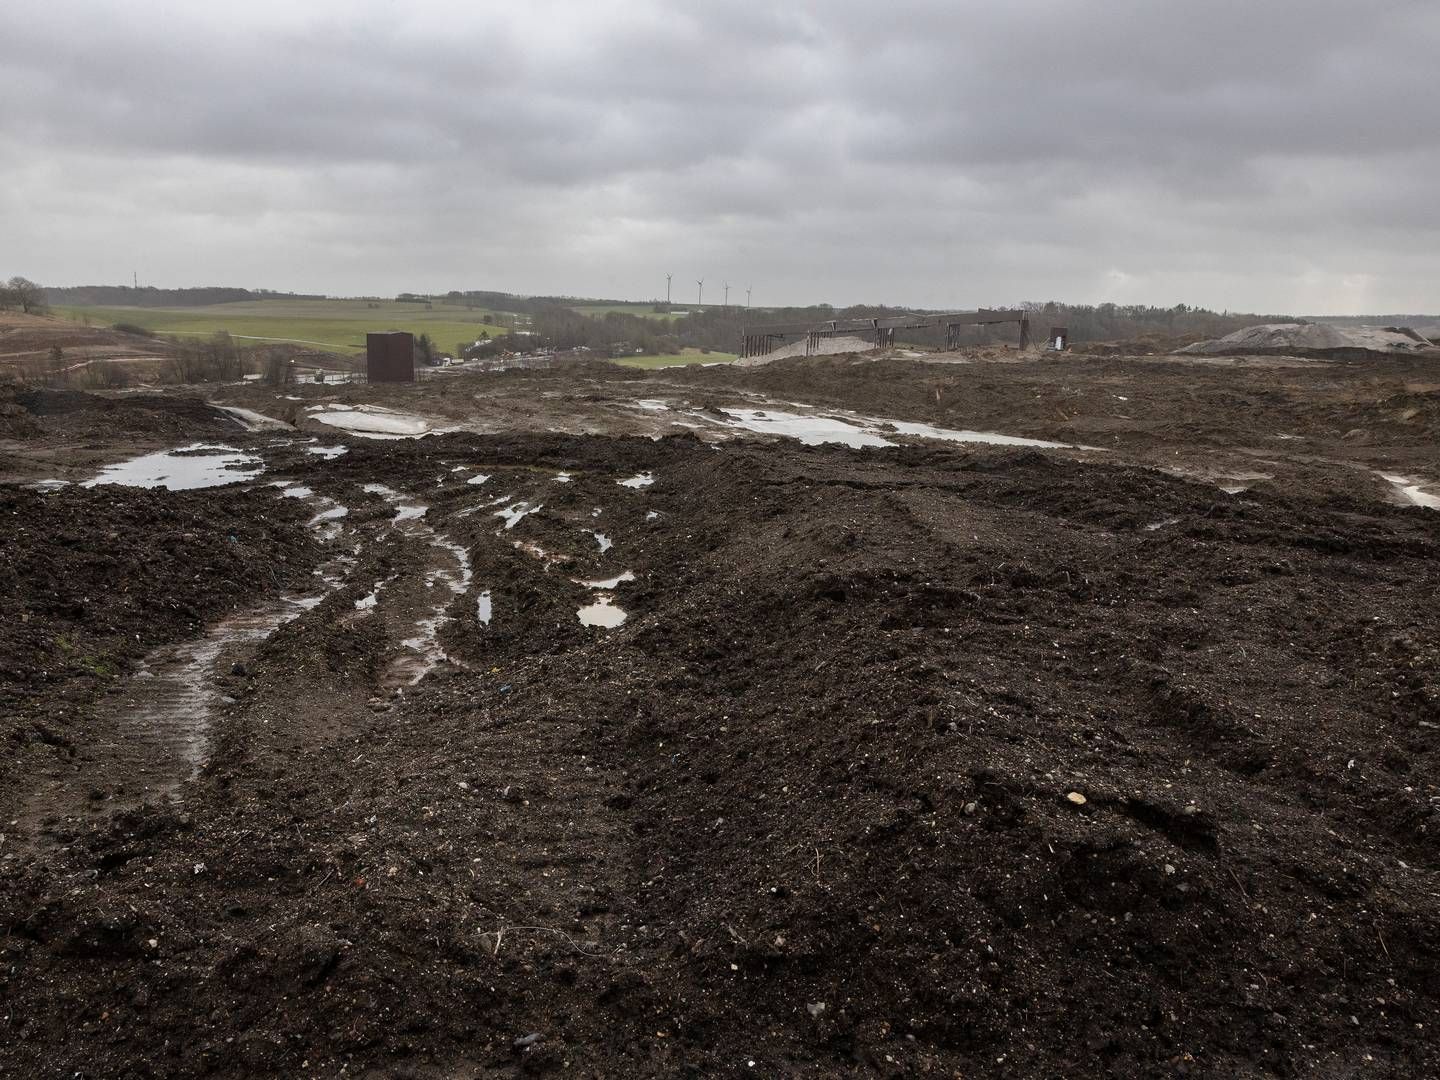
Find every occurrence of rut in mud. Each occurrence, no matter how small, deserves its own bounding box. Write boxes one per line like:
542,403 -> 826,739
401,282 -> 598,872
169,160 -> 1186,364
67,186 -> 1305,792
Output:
1,377 -> 1439,1079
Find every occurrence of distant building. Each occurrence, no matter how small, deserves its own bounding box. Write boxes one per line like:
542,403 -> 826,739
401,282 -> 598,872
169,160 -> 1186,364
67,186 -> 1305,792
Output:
367,332 -> 415,383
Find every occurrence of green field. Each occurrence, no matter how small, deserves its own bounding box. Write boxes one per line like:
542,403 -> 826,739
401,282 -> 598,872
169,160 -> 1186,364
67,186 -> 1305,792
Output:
56,299 -> 515,355
614,350 -> 738,369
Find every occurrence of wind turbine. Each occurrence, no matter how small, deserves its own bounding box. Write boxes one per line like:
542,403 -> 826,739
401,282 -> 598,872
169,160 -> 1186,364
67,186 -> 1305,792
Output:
746,285 -> 752,308
723,282 -> 730,308
665,273 -> 672,304
696,279 -> 704,307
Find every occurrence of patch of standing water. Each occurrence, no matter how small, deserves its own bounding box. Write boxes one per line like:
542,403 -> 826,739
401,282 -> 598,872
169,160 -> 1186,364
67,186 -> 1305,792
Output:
494,502 -> 543,530
878,419 -> 1071,450
281,485 -> 314,498
696,406 -> 1081,451
554,472 -> 573,483
1378,472 -> 1440,511
308,445 -> 348,458
578,570 -> 634,589
708,409 -> 894,448
309,504 -> 349,525
466,473 -> 491,485
83,444 -> 262,490
578,596 -> 627,628
619,472 -> 655,488
585,529 -> 613,552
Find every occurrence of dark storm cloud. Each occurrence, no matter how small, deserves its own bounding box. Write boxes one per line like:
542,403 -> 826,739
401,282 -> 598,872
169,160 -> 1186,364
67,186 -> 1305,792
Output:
2,0 -> 1437,311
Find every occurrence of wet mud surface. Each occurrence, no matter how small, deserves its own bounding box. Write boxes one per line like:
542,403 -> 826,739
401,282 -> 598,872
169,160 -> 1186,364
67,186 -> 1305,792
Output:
1,363 -> 1439,1078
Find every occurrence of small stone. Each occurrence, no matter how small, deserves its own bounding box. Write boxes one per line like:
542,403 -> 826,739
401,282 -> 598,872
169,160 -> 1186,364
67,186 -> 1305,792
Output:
1164,864 -> 1177,875
1066,791 -> 1087,806
147,938 -> 159,949
806,1002 -> 827,1019
513,1032 -> 544,1050
963,801 -> 979,816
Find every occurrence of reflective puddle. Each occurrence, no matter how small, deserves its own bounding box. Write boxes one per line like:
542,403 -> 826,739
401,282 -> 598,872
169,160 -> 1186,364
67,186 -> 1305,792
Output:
1378,472 -> 1440,511
619,472 -> 655,488
494,502 -> 543,530
577,570 -> 635,589
84,444 -> 262,490
578,596 -> 627,628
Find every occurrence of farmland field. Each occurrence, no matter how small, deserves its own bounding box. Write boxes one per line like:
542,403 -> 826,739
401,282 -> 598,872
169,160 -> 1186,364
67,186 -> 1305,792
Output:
54,299 -> 514,354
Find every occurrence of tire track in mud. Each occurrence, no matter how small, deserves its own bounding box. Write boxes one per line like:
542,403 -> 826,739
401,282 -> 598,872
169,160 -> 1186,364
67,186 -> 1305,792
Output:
13,487 -> 360,842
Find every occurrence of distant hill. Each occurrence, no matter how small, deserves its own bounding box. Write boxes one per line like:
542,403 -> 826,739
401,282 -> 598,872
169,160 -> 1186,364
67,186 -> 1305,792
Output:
43,286 -> 327,308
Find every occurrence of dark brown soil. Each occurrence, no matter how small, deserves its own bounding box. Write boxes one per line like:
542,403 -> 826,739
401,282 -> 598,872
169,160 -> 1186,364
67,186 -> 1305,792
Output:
1,369 -> 1438,1078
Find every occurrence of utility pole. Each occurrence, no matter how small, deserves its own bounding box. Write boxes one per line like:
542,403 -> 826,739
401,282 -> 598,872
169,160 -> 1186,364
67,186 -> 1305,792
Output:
665,273 -> 671,304
696,279 -> 704,307
723,282 -> 730,308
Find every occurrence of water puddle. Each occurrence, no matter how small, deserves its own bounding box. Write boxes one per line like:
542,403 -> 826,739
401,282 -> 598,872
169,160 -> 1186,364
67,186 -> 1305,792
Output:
619,472 -> 655,488
1378,472 -> 1440,511
585,529 -> 613,552
878,419 -> 1071,449
362,483 -> 475,687
307,445 -> 349,458
281,485 -> 314,498
704,407 -> 1078,450
577,570 -> 634,589
309,503 -> 349,525
554,472 -> 574,483
83,444 -> 262,490
578,596 -> 627,628
708,408 -> 894,448
467,472 -> 491,485
494,502 -> 543,530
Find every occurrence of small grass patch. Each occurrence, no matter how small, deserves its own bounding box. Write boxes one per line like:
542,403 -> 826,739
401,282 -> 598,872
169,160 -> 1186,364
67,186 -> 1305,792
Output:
613,350 -> 738,369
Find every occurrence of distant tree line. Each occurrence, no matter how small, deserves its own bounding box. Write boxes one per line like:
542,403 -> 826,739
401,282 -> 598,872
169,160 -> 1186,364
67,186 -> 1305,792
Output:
43,285 -> 326,307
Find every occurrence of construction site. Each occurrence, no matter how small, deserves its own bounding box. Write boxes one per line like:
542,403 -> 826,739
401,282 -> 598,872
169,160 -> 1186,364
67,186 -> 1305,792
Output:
2,314 -> 1439,1078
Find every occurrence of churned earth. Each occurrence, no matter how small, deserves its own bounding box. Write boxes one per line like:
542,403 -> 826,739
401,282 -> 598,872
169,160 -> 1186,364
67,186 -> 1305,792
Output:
0,350 -> 1438,1078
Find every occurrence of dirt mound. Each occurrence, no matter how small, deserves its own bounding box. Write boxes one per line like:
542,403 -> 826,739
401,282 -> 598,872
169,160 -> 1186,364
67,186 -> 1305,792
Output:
1,386 -> 244,441
1179,322 -> 1436,358
1,427 -> 1437,1077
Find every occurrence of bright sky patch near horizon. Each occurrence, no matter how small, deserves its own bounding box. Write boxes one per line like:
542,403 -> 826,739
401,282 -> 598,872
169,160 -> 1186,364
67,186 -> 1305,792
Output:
2,0 -> 1436,314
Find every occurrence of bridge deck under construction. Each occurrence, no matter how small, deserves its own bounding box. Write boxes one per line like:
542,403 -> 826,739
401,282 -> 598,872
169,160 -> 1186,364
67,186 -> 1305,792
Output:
740,309 -> 1029,358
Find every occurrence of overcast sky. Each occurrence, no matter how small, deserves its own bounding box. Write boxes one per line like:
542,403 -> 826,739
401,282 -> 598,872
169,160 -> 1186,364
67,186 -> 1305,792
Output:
2,0 -> 1436,313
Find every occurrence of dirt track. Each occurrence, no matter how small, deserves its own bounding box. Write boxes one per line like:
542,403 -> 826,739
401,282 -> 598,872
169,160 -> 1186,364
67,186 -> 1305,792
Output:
1,352 -> 1438,1078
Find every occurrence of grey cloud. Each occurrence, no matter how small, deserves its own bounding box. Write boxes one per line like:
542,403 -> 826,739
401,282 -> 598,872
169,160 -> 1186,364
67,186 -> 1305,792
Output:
2,0 -> 1437,311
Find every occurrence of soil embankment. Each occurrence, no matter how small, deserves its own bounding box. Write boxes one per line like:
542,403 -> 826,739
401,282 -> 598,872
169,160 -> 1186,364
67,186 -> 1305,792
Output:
0,366 -> 1437,1077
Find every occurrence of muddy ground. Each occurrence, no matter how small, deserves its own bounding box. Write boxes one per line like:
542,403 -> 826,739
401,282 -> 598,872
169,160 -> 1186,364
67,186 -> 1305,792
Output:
1,351 -> 1438,1078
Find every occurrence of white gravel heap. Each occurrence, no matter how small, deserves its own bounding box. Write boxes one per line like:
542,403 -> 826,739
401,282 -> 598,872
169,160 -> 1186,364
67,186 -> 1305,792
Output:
1178,323 -> 1435,356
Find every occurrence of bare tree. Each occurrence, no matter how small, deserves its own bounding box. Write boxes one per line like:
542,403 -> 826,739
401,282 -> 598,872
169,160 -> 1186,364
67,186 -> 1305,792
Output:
4,277 -> 48,314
